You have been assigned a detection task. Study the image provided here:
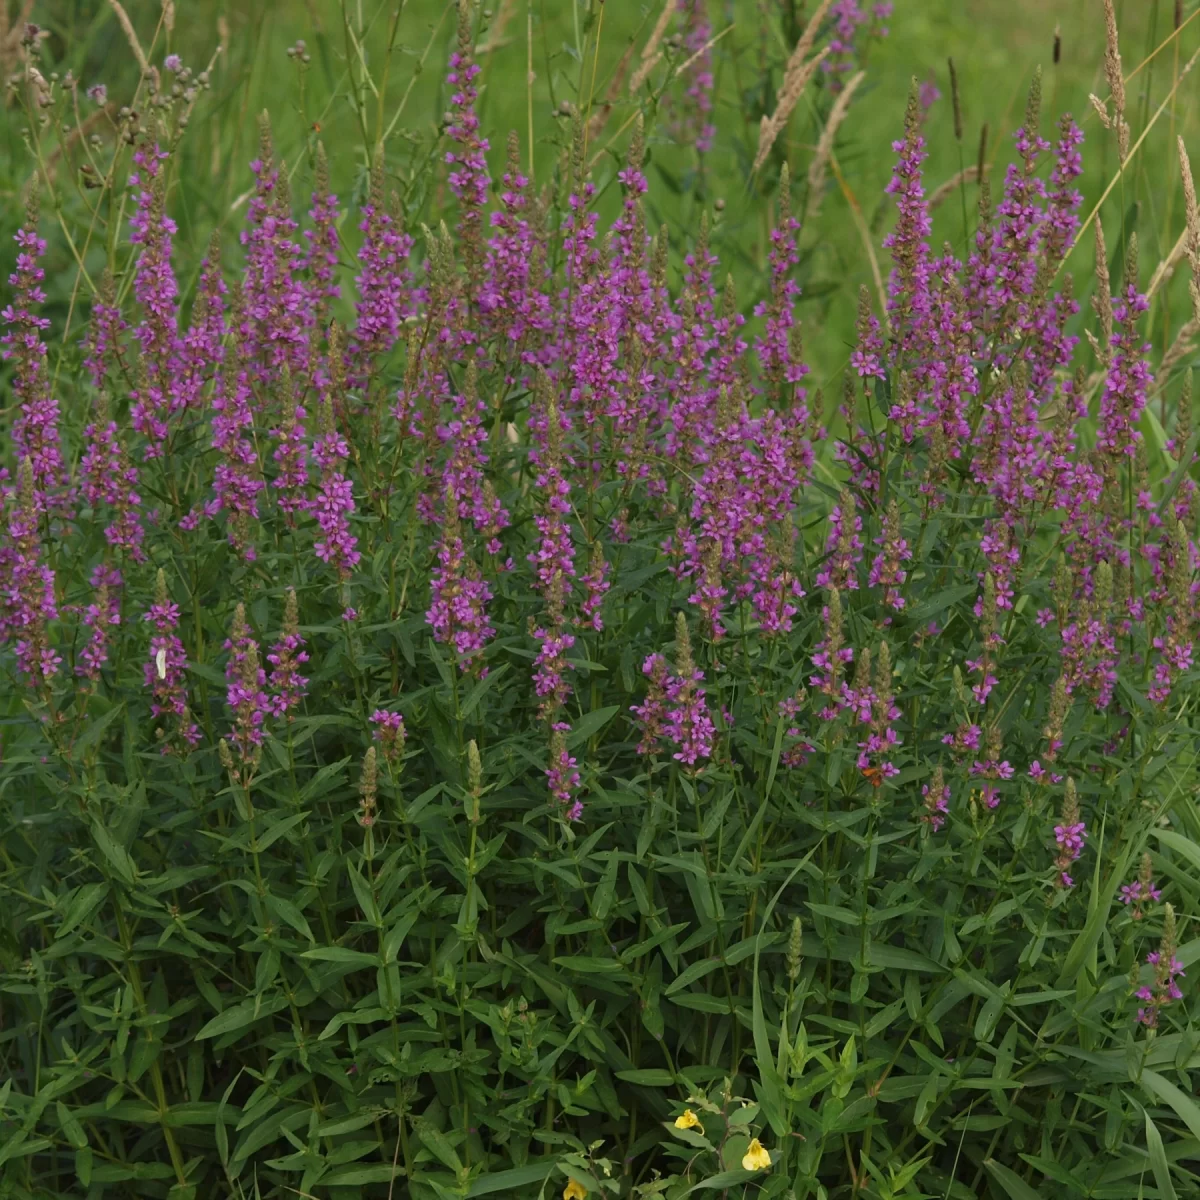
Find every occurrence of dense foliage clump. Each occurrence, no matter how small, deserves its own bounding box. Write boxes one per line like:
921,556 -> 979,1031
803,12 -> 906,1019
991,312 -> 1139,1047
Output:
2,2 -> 1200,1198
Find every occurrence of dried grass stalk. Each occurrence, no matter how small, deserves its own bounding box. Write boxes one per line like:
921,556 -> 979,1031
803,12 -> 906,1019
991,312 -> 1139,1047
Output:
1101,0 -> 1130,162
1147,227 -> 1190,300
588,39 -> 637,144
478,0 -> 518,54
754,45 -> 831,174
1178,135 -> 1200,322
1160,316 -> 1200,378
107,0 -> 149,72
805,69 -> 865,221
629,1 -> 675,93
1092,220 -> 1113,362
928,165 -> 981,211
752,0 -> 837,173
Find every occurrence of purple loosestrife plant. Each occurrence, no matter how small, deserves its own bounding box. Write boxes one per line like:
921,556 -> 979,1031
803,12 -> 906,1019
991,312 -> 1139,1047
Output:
1121,853 -> 1163,920
2,27 -> 1200,1197
1052,777 -> 1086,888
225,602 -> 268,771
445,0 -> 490,293
1136,905 -> 1185,1028
3,192 -> 67,511
310,328 -> 360,580
266,588 -> 309,719
143,569 -> 199,751
128,145 -> 185,454
80,392 -> 145,561
0,459 -> 60,686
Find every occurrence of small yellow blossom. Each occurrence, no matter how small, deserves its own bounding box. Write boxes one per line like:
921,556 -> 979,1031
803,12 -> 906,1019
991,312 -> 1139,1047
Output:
741,1138 -> 771,1171
673,1108 -> 704,1134
562,1179 -> 588,1200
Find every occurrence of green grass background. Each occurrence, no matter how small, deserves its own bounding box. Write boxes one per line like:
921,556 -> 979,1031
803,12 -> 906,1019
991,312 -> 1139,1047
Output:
3,0 -> 1198,403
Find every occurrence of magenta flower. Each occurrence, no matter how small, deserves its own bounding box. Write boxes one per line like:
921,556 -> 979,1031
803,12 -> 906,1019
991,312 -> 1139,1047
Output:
224,602 -> 269,767
266,589 -> 308,719
371,710 -> 407,767
143,570 -> 199,752
128,146 -> 185,454
1136,906 -> 1184,1028
1120,853 -> 1163,920
921,767 -> 950,832
1051,779 -> 1085,888
2,196 -> 68,510
77,581 -> 120,684
0,460 -> 61,686
426,486 -> 494,668
311,377 -> 360,578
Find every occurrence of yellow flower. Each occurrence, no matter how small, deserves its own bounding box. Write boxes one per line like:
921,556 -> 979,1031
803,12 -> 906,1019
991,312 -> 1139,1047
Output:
562,1179 -> 588,1200
673,1108 -> 704,1134
741,1138 -> 771,1171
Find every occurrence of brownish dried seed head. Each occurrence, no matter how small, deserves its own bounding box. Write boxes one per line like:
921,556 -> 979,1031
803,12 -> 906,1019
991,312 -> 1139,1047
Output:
947,57 -> 963,141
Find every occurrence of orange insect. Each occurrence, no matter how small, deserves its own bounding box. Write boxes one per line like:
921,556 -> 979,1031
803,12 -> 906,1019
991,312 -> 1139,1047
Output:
861,765 -> 885,788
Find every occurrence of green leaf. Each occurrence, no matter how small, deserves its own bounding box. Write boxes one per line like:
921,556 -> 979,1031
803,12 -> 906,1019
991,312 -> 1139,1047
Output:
413,1119 -> 463,1172
300,947 -> 380,969
567,704 -> 621,747
90,819 -> 137,885
983,1159 -> 1043,1200
71,701 -> 126,757
466,1161 -> 556,1196
1145,1111 -> 1179,1200
460,663 -> 510,718
195,996 -> 287,1040
1057,843 -> 1135,987
265,894 -> 314,944
685,1165 -> 766,1192
1153,828 -> 1200,875
665,957 -> 725,995
1140,1070 -> 1200,1143
615,1069 -> 675,1086
57,882 -> 109,940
